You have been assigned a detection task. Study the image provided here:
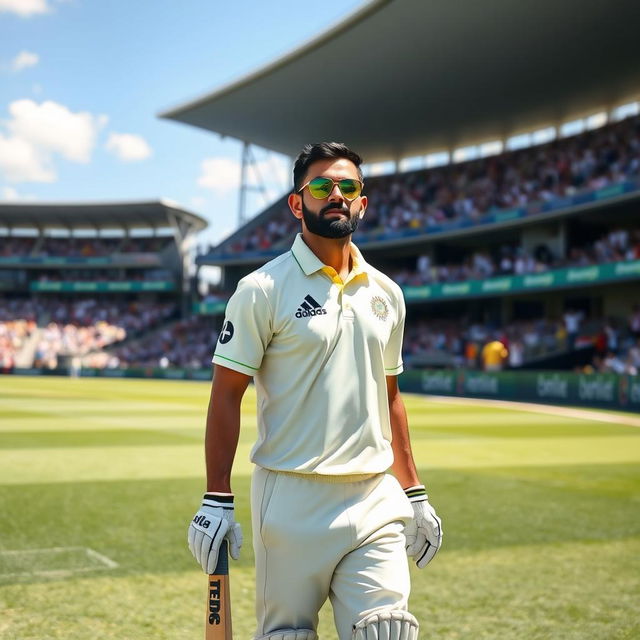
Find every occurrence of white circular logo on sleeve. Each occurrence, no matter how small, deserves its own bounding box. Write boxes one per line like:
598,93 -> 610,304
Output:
218,320 -> 234,344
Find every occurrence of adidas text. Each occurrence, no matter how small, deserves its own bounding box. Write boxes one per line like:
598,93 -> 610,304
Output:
295,308 -> 328,318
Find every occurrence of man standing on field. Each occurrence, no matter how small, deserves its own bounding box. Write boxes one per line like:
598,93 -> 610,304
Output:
188,142 -> 443,640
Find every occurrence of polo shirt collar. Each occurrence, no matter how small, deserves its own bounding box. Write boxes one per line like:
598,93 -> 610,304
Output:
290,233 -> 370,277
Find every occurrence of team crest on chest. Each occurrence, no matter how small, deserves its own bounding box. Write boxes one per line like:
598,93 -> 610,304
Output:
370,296 -> 389,321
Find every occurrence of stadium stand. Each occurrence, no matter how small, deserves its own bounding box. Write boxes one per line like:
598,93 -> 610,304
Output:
183,118 -> 640,377
1,121 -> 637,377
201,114 -> 640,259
0,201 -> 206,371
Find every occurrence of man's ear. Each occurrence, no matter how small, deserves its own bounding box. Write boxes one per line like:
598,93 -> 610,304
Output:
288,193 -> 303,220
358,195 -> 368,218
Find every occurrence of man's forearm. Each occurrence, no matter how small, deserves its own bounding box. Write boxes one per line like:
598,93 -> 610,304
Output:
204,366 -> 250,493
204,396 -> 241,493
390,407 -> 420,488
387,379 -> 421,489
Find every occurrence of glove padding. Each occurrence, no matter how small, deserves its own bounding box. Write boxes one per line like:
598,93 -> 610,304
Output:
188,493 -> 242,573
404,484 -> 442,568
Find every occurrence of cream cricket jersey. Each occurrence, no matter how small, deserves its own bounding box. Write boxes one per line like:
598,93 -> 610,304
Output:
212,234 -> 406,475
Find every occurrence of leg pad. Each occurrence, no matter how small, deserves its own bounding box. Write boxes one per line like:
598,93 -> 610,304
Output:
352,610 -> 419,640
256,629 -> 317,640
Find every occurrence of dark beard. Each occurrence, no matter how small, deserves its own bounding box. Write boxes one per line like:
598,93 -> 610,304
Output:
301,201 -> 360,239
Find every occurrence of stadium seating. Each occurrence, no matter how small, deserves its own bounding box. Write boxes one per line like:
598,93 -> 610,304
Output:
1,116 -> 639,376
202,114 -> 640,257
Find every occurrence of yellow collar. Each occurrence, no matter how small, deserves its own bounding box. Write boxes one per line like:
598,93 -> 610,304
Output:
290,233 -> 369,286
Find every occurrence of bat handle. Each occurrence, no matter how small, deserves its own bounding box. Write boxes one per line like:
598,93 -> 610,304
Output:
213,539 -> 229,576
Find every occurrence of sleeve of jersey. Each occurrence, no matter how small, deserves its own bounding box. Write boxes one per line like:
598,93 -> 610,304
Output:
384,287 -> 406,376
212,276 -> 272,377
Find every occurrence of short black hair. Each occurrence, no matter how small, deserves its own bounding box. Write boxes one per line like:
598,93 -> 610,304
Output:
292,142 -> 364,193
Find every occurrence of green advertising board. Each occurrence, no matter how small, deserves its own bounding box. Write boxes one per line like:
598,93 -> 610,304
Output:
399,369 -> 640,412
193,300 -> 227,315
30,281 -> 175,292
403,259 -> 640,302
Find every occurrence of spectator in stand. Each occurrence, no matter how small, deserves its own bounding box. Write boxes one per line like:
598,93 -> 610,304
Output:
464,340 -> 478,368
593,325 -> 608,358
602,350 -> 630,375
481,338 -> 509,371
604,318 -> 619,354
563,308 -> 583,350
629,305 -> 640,338
628,338 -> 640,371
508,339 -> 525,368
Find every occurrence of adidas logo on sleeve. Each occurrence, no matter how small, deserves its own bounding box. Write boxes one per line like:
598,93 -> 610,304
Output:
295,294 -> 327,318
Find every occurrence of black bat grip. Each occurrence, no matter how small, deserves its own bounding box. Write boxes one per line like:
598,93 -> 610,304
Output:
213,539 -> 229,575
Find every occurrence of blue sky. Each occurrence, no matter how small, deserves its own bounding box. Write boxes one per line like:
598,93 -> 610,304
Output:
0,0 -> 366,246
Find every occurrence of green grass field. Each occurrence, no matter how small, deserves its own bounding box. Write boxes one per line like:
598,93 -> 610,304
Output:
1,376 -> 639,639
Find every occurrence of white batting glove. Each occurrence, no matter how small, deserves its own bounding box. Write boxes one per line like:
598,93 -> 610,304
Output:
404,484 -> 442,568
187,492 -> 242,573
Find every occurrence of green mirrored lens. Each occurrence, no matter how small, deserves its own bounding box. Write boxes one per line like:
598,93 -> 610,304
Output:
308,178 -> 333,199
338,180 -> 361,199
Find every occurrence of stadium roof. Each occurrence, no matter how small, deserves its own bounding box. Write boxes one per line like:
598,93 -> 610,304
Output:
159,0 -> 640,163
0,199 -> 207,233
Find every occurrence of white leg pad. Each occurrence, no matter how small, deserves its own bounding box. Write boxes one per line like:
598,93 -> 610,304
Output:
352,610 -> 419,640
256,629 -> 317,640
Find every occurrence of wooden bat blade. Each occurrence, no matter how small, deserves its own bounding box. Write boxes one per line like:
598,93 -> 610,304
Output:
205,539 -> 232,640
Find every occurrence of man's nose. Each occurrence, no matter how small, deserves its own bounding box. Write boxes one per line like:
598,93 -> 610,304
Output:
327,183 -> 344,201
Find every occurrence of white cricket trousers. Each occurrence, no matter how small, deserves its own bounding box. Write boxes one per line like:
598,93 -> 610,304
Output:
251,467 -> 414,639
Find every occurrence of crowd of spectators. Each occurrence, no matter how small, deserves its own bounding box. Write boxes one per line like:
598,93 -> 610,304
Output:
403,317 -> 568,370
0,236 -> 174,259
0,296 -> 178,369
361,115 -> 640,234
93,315 -> 217,370
0,237 -> 36,257
208,114 -> 640,255
224,216 -> 298,254
4,292 -> 639,375
33,268 -> 174,283
403,307 -> 640,375
37,299 -> 177,369
34,322 -> 127,369
389,227 -> 640,287
84,305 -> 640,374
0,298 -> 38,368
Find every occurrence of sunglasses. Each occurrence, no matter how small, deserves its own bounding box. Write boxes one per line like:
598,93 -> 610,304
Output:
298,176 -> 364,201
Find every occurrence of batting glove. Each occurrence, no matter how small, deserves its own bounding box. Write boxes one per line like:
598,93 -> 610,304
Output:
188,492 -> 242,573
404,484 -> 442,568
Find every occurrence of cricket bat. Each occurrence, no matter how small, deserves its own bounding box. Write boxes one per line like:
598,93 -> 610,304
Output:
205,539 -> 232,639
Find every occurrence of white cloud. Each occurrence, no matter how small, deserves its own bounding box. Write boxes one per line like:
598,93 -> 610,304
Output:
10,50 -> 39,72
198,157 -> 241,193
1,185 -> 38,201
0,133 -> 55,182
105,132 -> 152,162
198,155 -> 290,195
9,99 -> 104,163
0,99 -> 107,183
0,0 -> 50,17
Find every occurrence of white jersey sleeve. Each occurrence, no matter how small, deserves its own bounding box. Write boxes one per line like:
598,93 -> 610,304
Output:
383,285 -> 405,376
212,275 -> 273,376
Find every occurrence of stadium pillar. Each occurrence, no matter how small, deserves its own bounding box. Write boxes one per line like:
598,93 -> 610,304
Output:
238,142 -> 269,227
